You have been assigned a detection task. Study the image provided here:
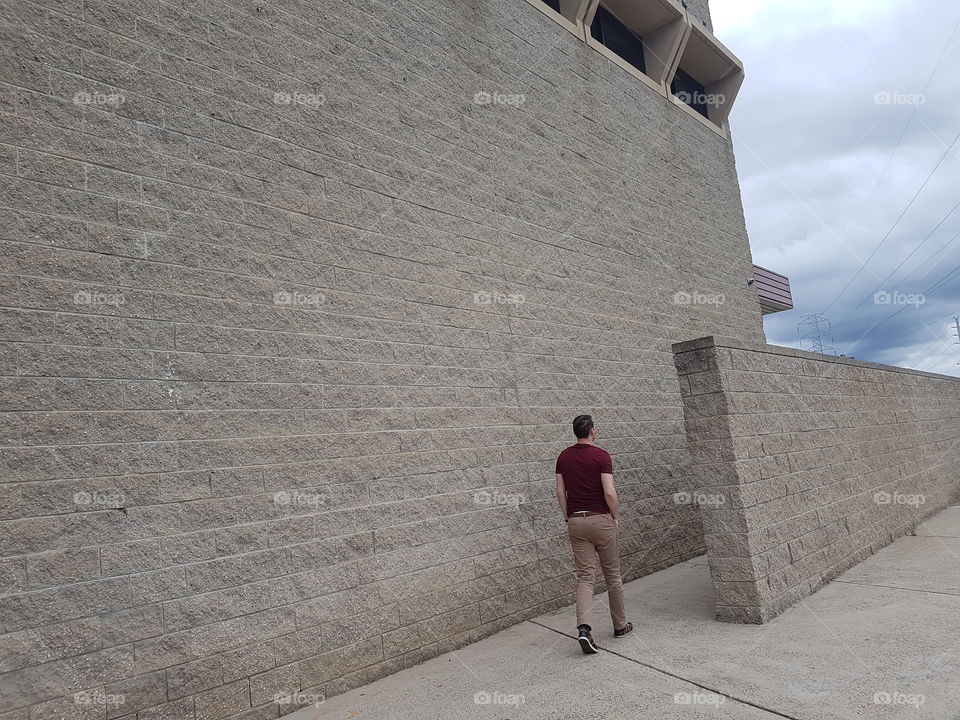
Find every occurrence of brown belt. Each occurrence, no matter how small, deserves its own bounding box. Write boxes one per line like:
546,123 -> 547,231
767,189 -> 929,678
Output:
568,511 -> 605,518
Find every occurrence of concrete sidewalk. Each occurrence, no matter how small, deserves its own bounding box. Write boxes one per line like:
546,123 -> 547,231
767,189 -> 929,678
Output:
291,506 -> 960,720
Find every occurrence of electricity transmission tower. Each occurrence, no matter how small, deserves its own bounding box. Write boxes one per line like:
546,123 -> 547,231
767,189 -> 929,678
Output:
954,317 -> 960,365
797,313 -> 837,356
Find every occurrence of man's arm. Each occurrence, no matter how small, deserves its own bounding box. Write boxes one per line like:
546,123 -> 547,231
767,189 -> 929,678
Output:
601,473 -> 619,525
555,473 -> 568,521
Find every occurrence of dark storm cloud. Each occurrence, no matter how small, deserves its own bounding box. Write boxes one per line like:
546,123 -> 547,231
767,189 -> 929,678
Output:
713,0 -> 960,375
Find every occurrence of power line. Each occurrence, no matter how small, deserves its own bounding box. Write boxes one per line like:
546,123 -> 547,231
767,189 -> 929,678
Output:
926,263 -> 960,294
913,333 -> 955,372
821,130 -> 960,313
831,205 -> 960,330
823,20 -> 960,298
820,19 -> 960,313
844,260 -> 960,355
900,232 -> 960,284
898,228 -> 960,285
912,322 -> 960,372
882,306 -> 960,345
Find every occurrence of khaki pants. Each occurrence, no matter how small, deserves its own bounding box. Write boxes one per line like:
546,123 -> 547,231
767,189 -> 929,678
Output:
567,513 -> 626,630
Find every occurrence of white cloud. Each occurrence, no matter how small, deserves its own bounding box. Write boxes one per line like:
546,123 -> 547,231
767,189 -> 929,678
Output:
711,0 -> 960,375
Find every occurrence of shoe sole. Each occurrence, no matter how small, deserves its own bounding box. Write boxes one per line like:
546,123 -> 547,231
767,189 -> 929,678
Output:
578,636 -> 599,654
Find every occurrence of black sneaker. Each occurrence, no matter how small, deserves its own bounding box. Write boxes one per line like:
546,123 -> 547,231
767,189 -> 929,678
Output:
577,625 -> 599,654
614,621 -> 634,638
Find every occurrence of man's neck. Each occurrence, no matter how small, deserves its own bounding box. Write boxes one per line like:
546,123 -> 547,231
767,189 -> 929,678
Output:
576,439 -> 594,446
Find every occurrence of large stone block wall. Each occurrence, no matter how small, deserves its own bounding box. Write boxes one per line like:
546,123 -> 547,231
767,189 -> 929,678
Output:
673,336 -> 960,623
1,0 -> 763,717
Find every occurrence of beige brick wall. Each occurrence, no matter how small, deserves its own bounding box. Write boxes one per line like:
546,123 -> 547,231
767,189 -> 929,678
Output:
673,336 -> 960,623
1,0 -> 764,717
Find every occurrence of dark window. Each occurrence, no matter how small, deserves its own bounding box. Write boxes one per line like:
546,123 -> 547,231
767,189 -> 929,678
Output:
540,0 -> 562,12
671,68 -> 708,118
590,6 -> 646,75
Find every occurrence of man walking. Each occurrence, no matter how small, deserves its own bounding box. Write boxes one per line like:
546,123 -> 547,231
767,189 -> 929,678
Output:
555,415 -> 633,653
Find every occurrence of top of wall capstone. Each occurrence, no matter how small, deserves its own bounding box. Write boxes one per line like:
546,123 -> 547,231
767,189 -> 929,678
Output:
672,335 -> 960,383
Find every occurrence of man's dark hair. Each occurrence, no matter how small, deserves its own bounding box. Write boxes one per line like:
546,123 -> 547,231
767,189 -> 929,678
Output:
572,414 -> 593,439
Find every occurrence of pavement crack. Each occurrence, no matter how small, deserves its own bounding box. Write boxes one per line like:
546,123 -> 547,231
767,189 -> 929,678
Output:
833,579 -> 960,598
526,619 -> 806,720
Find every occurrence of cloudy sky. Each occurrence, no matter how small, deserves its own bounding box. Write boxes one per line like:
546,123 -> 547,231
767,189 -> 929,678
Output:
712,0 -> 960,376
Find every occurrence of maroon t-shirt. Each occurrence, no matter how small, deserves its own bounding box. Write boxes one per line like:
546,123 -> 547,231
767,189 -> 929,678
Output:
555,444 -> 613,515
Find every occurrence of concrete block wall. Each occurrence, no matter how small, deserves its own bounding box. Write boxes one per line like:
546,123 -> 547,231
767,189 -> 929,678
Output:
1,0 -> 764,717
673,336 -> 960,623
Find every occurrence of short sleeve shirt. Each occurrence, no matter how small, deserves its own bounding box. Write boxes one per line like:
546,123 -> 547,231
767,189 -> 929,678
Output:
555,444 -> 613,515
